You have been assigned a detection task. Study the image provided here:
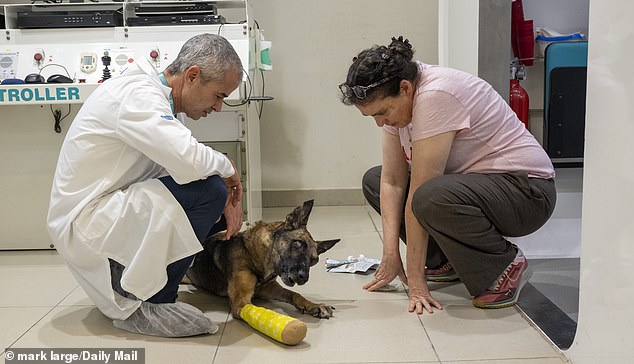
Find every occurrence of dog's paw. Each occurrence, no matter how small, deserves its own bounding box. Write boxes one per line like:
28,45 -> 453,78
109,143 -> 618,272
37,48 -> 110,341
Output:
304,304 -> 335,319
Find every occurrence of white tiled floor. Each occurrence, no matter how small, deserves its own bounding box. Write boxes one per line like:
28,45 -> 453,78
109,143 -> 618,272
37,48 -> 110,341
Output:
0,205 -> 569,364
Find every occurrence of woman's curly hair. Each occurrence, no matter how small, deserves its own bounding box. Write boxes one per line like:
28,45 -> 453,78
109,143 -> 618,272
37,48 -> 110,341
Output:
340,36 -> 419,106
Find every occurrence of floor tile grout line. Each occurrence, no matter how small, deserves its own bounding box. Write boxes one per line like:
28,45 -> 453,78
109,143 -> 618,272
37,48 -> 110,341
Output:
0,284 -> 79,310
2,305 -> 58,355
298,361 -> 441,364
0,305 -> 76,309
420,322 -> 443,364
436,357 -> 565,363
55,284 -> 81,304
0,265 -> 67,269
0,285 -> 85,355
365,207 -> 381,234
514,306 -> 569,360
400,286 -> 441,363
210,310 -> 231,364
412,290 -> 444,364
515,299 -> 573,357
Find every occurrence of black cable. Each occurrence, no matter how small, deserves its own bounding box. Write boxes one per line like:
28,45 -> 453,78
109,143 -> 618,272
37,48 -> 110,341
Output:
223,68 -> 252,107
222,18 -> 270,113
50,104 -> 71,134
258,68 -> 265,118
218,22 -> 244,35
38,63 -> 74,81
251,18 -> 264,118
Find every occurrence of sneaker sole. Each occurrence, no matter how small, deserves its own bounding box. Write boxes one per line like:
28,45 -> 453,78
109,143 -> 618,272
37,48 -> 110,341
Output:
426,274 -> 460,282
472,265 -> 533,309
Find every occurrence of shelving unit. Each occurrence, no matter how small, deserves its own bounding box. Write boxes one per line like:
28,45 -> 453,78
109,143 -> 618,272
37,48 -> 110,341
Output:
1,1 -> 254,101
0,0 -> 264,249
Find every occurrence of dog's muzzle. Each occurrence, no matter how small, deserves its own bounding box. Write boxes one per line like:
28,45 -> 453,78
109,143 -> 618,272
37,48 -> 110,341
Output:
280,266 -> 309,286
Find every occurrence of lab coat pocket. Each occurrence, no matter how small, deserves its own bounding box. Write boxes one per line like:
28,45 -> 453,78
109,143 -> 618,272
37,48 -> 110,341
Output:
73,191 -> 124,248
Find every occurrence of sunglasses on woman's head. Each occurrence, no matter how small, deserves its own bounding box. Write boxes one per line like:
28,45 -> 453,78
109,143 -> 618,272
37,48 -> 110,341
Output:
339,75 -> 397,100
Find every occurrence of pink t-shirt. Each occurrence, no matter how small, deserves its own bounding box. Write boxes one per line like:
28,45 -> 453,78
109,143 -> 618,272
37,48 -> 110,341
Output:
384,62 -> 555,179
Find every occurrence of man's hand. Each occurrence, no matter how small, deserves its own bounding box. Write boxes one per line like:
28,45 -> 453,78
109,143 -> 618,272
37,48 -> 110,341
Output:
222,159 -> 243,240
222,201 -> 242,240
223,159 -> 242,207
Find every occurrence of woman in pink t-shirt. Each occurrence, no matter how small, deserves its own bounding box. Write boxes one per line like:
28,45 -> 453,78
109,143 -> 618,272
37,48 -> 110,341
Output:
339,36 -> 556,314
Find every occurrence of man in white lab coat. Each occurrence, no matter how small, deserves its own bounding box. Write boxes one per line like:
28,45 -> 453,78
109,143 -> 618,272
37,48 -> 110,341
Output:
47,34 -> 244,337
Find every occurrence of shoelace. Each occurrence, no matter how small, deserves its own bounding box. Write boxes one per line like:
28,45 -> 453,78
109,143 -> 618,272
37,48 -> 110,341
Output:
489,261 -> 515,291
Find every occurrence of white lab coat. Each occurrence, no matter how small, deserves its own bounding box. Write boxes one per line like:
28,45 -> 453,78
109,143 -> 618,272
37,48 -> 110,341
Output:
47,57 -> 234,320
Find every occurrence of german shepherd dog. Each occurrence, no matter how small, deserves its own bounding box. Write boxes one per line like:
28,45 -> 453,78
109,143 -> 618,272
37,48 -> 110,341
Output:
185,200 -> 340,320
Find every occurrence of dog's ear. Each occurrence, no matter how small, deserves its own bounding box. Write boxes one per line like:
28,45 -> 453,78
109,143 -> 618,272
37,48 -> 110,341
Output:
316,239 -> 340,255
284,199 -> 314,230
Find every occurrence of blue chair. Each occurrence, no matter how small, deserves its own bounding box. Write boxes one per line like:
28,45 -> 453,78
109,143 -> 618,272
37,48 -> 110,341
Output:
543,41 -> 588,166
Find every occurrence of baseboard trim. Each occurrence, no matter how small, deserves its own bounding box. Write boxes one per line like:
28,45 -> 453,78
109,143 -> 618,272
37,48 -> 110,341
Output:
262,189 -> 365,207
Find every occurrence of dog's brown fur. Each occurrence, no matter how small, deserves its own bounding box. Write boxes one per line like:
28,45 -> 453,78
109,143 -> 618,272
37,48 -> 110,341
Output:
186,200 -> 340,319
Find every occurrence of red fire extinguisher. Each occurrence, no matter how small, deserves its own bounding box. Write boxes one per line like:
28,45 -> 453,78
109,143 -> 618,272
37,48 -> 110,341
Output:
510,61 -> 529,129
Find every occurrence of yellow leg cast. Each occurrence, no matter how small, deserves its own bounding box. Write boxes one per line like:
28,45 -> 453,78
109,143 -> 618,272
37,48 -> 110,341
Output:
239,303 -> 307,345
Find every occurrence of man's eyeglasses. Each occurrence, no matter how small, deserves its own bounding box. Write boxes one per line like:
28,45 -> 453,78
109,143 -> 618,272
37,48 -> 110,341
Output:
339,75 -> 397,100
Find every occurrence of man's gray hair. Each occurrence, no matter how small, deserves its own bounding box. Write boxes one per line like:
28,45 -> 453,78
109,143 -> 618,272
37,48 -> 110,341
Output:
166,33 -> 242,83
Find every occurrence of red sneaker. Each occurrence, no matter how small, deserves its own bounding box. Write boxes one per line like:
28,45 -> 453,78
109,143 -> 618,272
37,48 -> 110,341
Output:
472,249 -> 532,309
425,261 -> 460,282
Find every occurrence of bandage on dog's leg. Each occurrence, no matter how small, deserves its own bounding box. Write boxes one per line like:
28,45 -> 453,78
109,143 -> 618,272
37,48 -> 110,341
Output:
239,303 -> 307,345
